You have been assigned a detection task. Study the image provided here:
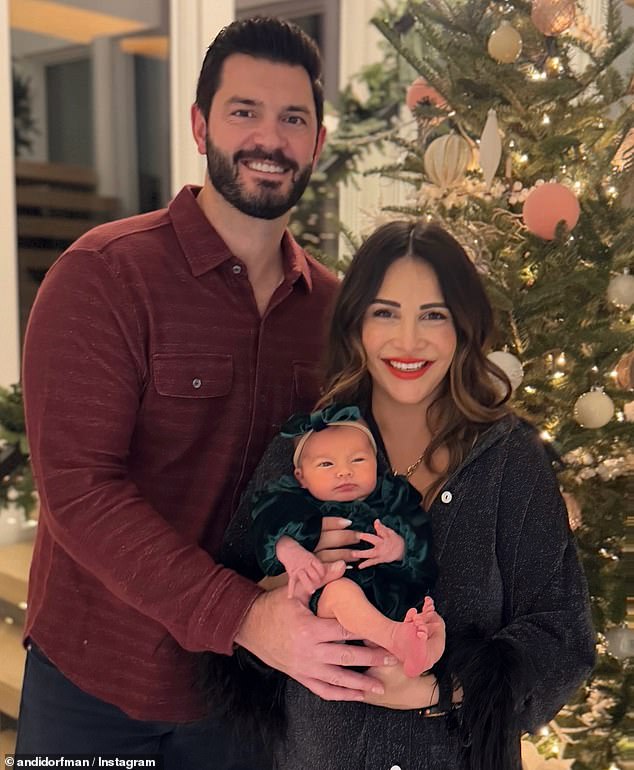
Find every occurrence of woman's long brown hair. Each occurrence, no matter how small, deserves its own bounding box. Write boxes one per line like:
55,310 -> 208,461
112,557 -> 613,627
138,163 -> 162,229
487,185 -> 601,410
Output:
317,220 -> 512,506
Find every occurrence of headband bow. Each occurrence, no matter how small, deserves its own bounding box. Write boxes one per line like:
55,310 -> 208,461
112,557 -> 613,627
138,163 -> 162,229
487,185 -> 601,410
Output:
281,405 -> 377,467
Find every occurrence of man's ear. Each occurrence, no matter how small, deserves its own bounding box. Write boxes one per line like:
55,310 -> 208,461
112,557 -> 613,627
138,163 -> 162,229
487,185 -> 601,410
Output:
191,104 -> 207,155
312,124 -> 327,169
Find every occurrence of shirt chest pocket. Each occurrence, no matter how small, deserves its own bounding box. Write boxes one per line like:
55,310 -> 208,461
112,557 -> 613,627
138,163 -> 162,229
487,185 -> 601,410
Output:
152,353 -> 233,399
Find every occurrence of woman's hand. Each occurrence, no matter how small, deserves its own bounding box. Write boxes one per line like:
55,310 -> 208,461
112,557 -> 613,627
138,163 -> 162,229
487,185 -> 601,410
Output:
314,517 -> 363,564
363,664 -> 439,709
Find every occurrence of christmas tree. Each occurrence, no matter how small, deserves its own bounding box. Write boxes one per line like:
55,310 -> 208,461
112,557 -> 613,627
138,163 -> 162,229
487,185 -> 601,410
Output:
324,1 -> 632,768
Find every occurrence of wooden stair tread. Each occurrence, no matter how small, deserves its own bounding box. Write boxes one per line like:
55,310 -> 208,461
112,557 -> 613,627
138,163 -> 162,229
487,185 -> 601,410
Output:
0,542 -> 32,607
0,622 -> 25,719
0,729 -> 17,755
15,160 -> 96,188
17,215 -> 96,241
17,187 -> 117,215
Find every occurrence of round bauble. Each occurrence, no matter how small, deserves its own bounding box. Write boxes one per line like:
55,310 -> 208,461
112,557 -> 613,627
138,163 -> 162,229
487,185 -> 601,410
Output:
522,182 -> 580,239
604,626 -> 633,660
487,350 -> 524,392
487,21 -> 522,63
531,0 -> 576,36
606,272 -> 634,309
573,390 -> 615,428
406,77 -> 446,111
423,133 -> 472,188
615,351 -> 634,390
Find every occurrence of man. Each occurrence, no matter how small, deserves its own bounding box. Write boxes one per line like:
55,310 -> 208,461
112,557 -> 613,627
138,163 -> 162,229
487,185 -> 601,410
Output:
16,16 -> 390,769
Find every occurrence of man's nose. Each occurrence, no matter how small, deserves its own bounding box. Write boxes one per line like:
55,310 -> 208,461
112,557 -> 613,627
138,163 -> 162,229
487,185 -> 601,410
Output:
252,118 -> 286,150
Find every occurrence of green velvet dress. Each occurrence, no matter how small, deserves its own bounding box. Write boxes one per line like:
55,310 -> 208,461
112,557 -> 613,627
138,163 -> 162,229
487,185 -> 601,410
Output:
250,472 -> 437,620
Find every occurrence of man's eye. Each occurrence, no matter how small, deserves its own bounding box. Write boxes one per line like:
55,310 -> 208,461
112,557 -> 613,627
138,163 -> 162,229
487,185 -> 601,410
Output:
285,115 -> 307,125
232,109 -> 255,118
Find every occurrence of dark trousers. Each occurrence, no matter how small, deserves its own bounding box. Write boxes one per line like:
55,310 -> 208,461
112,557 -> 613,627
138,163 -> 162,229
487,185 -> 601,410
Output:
16,643 -> 270,770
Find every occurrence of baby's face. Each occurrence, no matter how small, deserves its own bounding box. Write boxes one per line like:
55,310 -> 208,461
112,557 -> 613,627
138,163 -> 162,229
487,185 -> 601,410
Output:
294,425 -> 377,502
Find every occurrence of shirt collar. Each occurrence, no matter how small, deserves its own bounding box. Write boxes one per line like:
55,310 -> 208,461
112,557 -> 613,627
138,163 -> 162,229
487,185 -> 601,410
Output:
168,185 -> 313,291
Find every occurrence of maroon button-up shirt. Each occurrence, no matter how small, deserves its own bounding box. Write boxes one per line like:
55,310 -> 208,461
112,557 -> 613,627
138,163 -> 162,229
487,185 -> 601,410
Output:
22,186 -> 339,721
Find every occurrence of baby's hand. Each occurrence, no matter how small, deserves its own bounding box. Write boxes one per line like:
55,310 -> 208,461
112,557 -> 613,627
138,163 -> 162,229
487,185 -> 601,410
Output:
275,536 -> 328,598
351,519 -> 405,568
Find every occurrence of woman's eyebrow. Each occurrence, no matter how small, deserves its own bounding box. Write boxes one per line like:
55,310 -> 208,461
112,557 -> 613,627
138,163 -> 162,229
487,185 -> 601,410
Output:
371,299 -> 448,310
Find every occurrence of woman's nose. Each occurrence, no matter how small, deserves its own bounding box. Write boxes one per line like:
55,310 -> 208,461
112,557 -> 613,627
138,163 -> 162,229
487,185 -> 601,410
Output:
394,318 -> 421,351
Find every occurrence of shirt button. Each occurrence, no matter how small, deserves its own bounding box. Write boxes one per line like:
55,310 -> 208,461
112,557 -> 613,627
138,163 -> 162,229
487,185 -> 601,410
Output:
232,264 -> 242,275
390,765 -> 402,770
441,490 -> 452,504
192,378 -> 202,389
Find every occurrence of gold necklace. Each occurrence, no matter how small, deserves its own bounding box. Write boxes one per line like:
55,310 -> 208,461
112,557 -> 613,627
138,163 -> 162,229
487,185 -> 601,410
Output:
393,452 -> 425,479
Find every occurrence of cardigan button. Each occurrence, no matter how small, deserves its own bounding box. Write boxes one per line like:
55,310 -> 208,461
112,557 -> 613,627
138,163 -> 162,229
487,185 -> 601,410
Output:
192,378 -> 202,389
390,766 -> 402,770
232,264 -> 243,275
441,490 -> 452,504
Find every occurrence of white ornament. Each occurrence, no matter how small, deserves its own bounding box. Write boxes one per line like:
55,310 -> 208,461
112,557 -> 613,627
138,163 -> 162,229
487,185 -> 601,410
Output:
607,271 -> 634,309
604,626 -> 633,660
488,350 -> 524,392
573,389 -> 615,428
479,109 -> 503,189
423,133 -> 472,188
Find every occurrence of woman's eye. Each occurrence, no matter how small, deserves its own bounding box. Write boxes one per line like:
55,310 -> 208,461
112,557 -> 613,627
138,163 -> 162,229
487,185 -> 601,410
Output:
371,308 -> 393,319
422,310 -> 449,322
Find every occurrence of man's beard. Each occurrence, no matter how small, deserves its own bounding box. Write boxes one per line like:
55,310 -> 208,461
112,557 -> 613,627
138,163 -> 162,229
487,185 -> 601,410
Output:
206,138 -> 313,220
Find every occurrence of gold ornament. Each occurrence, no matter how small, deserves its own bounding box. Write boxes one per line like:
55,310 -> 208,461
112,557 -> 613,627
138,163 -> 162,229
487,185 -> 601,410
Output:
562,491 -> 582,531
615,351 -> 634,390
573,389 -> 615,429
423,133 -> 472,189
487,21 -> 523,63
531,0 -> 576,36
612,127 -> 634,172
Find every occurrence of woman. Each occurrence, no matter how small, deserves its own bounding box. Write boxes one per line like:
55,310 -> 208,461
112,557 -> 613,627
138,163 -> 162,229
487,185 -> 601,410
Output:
218,220 -> 595,770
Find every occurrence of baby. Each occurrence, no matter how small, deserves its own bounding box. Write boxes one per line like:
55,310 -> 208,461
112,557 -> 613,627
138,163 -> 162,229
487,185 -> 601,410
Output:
251,405 -> 445,677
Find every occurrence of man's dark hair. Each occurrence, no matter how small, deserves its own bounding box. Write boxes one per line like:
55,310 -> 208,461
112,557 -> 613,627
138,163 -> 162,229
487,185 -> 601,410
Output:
195,16 -> 324,131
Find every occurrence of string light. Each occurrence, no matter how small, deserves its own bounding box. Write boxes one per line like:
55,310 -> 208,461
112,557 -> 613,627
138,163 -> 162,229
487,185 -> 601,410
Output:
525,385 -> 536,394
542,114 -> 551,125
556,353 -> 567,366
540,430 -> 553,442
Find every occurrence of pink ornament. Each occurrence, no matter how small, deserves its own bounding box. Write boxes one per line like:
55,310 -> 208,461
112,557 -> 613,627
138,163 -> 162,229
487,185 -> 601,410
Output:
531,0 -> 576,36
406,77 -> 446,112
522,182 -> 580,239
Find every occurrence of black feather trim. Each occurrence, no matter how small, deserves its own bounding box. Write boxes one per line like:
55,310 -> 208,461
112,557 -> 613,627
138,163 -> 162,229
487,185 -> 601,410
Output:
443,626 -> 531,770
198,647 -> 287,752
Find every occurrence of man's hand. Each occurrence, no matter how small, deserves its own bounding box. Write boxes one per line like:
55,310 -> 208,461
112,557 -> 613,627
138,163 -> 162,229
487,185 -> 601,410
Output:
350,519 -> 405,568
234,586 -> 398,701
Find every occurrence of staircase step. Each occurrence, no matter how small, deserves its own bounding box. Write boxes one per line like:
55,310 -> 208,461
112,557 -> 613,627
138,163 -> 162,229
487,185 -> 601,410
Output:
0,621 -> 25,719
0,728 -> 17,755
0,542 -> 32,608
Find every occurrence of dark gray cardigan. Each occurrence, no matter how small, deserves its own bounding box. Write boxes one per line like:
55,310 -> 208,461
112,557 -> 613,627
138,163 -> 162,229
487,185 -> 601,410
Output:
218,414 -> 596,769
